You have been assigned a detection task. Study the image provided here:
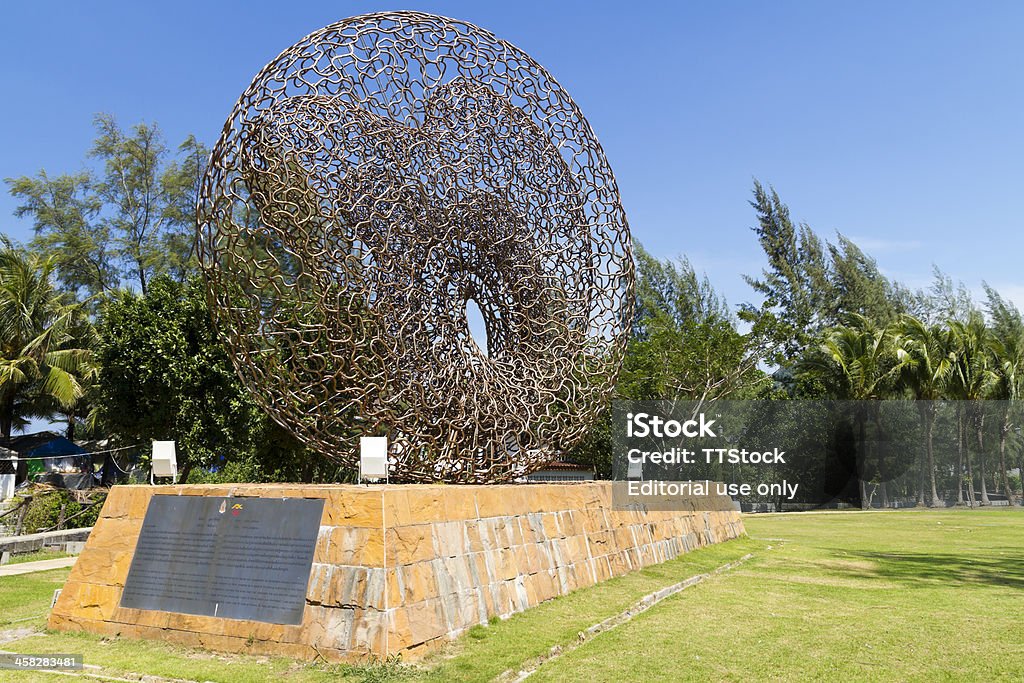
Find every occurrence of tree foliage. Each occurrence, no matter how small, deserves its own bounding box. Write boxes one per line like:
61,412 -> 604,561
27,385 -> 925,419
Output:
0,242 -> 94,440
6,115 -> 207,300
6,171 -> 112,300
743,180 -> 832,362
95,275 -> 333,482
621,244 -> 768,406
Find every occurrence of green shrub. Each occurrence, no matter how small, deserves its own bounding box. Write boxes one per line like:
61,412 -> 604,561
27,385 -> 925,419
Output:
188,460 -> 273,484
17,489 -> 107,533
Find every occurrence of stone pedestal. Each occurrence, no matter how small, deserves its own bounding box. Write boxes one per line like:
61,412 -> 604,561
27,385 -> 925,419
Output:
50,483 -> 744,661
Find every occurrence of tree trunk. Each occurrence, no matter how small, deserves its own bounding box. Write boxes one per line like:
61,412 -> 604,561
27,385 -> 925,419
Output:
924,405 -> 940,506
0,395 -> 13,442
916,450 -> 926,507
15,497 -> 31,535
65,410 -> 76,442
999,430 -> 1014,505
874,413 -> 889,509
1019,449 -> 1024,506
955,406 -> 965,505
965,424 -> 977,507
999,411 -> 1017,506
858,413 -> 869,510
977,407 -> 990,505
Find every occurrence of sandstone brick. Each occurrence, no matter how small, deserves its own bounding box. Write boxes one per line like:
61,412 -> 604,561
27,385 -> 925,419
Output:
161,628 -> 203,649
443,490 -> 477,521
276,486 -> 326,500
98,487 -> 152,520
541,512 -> 562,539
197,632 -> 250,654
223,619 -> 285,643
505,487 -> 531,516
405,597 -> 446,645
480,585 -> 496,615
66,583 -> 121,622
347,608 -> 389,656
86,517 -> 142,552
500,548 -> 521,582
387,524 -> 435,565
301,605 -> 354,650
441,555 -> 473,593
387,488 -> 444,526
523,512 -> 545,539
465,521 -> 484,553
306,563 -> 332,604
400,635 -> 447,661
322,489 -> 384,527
525,487 -> 553,513
494,582 -> 515,616
512,546 -> 529,574
386,607 -> 414,650
132,606 -> 172,629
566,534 -> 588,561
523,543 -> 544,574
473,489 -> 505,520
445,589 -> 484,630
329,526 -> 384,567
432,521 -> 467,558
313,529 -> 332,566
470,551 -> 491,586
166,611 -> 225,635
325,566 -> 387,610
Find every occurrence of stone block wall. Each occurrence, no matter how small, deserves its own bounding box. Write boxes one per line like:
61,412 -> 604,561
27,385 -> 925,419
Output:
50,483 -> 744,661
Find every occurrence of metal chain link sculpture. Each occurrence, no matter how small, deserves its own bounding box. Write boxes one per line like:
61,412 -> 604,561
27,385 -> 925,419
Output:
197,11 -> 634,482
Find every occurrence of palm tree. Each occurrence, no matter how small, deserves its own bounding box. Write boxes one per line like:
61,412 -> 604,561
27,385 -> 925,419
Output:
891,315 -> 955,507
801,313 -> 899,508
0,243 -> 93,440
985,286 -> 1024,506
948,313 -> 997,506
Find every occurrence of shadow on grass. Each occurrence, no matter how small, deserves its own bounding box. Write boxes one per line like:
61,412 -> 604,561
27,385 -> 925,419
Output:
834,549 -> 1024,589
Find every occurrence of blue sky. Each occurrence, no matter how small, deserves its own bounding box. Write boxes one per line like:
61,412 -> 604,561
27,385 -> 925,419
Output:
1,0 -> 1022,311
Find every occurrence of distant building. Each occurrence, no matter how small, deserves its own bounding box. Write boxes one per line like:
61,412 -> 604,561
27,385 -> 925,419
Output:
78,439 -> 142,486
4,432 -> 92,488
525,460 -> 595,482
0,444 -> 17,501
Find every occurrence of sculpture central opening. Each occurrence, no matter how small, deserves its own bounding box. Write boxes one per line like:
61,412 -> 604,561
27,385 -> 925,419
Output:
465,298 -> 489,357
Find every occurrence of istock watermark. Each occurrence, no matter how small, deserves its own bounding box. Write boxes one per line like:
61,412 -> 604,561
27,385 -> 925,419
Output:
611,400 -> 1020,512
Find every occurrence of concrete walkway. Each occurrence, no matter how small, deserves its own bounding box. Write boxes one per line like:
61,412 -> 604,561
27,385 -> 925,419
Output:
0,556 -> 76,576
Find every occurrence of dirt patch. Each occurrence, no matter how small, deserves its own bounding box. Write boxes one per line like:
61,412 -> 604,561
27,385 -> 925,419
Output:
0,626 -> 39,644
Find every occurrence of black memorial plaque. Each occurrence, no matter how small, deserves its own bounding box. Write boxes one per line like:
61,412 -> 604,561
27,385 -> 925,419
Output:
120,495 -> 325,624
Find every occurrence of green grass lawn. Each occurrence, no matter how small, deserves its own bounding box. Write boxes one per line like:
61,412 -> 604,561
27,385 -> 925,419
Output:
3,548 -> 75,565
531,509 -> 1024,682
0,568 -> 68,630
1,509 -> 1022,682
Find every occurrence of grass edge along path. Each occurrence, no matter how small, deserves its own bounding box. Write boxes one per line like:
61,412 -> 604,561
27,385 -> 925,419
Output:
498,552 -> 757,683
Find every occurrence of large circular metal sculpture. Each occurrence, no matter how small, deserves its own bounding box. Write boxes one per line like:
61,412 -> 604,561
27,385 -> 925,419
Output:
197,11 -> 634,482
